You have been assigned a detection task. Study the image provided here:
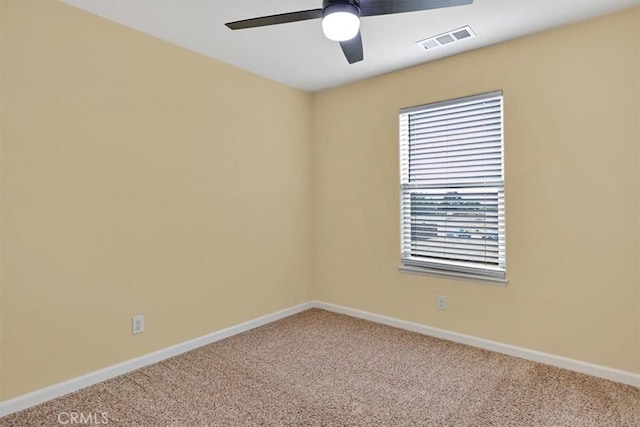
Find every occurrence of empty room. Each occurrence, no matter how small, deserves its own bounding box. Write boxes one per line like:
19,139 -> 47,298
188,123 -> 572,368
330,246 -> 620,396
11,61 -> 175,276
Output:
1,0 -> 639,425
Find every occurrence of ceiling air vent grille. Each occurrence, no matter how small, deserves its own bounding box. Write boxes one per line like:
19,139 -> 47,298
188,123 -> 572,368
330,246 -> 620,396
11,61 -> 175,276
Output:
417,26 -> 476,51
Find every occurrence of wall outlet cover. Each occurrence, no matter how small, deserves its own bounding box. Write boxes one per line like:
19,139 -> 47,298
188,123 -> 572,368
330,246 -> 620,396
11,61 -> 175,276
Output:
132,315 -> 144,335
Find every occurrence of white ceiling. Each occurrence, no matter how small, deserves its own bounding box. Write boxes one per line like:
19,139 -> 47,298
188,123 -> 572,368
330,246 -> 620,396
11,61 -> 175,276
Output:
61,0 -> 640,92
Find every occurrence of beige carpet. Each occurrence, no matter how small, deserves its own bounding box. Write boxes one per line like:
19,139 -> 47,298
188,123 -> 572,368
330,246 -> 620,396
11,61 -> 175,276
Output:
1,308 -> 639,426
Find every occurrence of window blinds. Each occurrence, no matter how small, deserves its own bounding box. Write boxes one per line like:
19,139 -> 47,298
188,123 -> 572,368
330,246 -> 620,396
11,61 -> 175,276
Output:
400,91 -> 505,278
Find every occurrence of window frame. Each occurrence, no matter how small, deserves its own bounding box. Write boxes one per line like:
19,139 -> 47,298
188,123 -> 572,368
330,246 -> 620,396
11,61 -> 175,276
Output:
398,91 -> 506,284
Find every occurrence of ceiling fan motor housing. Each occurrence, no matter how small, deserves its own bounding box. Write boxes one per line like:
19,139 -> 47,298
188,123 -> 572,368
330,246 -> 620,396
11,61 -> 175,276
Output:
322,0 -> 361,17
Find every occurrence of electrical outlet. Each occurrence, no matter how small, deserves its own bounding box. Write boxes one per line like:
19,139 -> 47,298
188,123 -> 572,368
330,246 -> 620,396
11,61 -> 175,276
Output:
132,315 -> 144,335
437,295 -> 447,311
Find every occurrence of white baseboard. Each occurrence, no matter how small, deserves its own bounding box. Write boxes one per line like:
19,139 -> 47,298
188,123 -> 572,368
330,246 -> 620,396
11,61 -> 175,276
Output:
312,300 -> 640,388
2,299 -> 639,418
0,301 -> 314,418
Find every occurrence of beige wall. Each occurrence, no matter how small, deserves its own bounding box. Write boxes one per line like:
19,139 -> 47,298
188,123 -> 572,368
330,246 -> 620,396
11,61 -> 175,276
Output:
1,0 -> 639,403
313,7 -> 640,373
0,1 -> 313,400
0,0 -> 5,403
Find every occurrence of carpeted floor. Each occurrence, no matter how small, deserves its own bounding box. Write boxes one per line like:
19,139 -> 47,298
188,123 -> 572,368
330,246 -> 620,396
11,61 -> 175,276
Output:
2,308 -> 639,426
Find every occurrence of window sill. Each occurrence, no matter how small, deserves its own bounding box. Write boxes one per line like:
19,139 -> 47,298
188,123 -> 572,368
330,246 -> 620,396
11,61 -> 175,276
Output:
398,265 -> 508,286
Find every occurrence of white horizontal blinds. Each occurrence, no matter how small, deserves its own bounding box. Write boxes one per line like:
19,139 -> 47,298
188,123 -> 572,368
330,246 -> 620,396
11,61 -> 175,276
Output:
400,188 -> 504,275
400,91 -> 505,278
407,96 -> 502,187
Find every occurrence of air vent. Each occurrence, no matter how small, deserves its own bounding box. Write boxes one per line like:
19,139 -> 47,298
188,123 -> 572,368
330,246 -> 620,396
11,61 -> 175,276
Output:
436,34 -> 455,45
416,26 -> 476,51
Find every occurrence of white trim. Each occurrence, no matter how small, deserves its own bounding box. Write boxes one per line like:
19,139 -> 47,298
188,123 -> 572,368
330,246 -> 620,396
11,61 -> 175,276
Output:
312,300 -> 640,388
0,302 -> 313,418
2,299 -> 639,419
398,265 -> 508,285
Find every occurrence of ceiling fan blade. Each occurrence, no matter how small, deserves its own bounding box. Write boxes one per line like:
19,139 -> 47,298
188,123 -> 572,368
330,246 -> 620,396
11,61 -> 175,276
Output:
226,9 -> 323,30
360,0 -> 473,17
339,31 -> 364,64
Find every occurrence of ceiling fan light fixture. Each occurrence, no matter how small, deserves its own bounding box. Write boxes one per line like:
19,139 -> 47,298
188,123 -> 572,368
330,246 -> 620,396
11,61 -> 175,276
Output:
322,2 -> 360,42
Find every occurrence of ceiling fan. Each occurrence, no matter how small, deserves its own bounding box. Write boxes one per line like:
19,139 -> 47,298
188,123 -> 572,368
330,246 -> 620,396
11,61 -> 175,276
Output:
225,0 -> 474,64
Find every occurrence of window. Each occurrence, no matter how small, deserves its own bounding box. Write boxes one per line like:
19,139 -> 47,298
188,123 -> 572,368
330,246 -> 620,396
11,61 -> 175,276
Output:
399,91 -> 505,281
